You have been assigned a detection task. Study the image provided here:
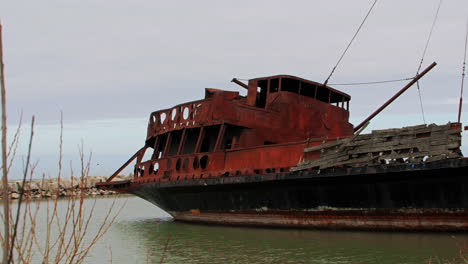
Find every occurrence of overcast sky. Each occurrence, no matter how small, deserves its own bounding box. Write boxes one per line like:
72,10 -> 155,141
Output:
1,0 -> 467,178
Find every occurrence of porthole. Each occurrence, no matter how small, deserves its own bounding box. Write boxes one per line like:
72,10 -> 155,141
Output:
160,113 -> 167,124
183,107 -> 190,120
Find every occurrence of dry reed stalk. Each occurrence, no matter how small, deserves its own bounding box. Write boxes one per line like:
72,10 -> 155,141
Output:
428,239 -> 468,264
158,236 -> 171,264
9,116 -> 34,263
144,236 -> 171,264
6,113 -> 22,176
108,245 -> 112,264
1,23 -> 10,264
456,241 -> 468,264
5,146 -> 122,264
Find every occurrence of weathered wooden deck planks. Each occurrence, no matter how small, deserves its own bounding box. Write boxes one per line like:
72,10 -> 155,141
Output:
292,123 -> 462,171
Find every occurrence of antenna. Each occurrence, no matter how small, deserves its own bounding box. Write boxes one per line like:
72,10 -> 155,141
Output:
457,19 -> 468,124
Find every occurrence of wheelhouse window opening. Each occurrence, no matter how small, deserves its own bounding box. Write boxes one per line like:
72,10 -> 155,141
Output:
316,86 -> 329,103
152,134 -> 168,159
329,91 -> 344,106
167,129 -> 183,156
182,127 -> 201,154
220,124 -> 244,150
200,125 -> 221,153
269,78 -> 279,93
281,78 -> 300,94
299,82 -> 316,98
256,80 -> 268,108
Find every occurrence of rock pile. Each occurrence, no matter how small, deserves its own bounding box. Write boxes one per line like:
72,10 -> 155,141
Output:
0,175 -> 131,199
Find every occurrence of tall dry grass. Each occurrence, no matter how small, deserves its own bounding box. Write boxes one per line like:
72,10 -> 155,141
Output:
0,23 -> 122,264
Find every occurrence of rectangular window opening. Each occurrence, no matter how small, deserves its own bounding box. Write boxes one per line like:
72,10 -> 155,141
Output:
330,92 -> 344,104
182,127 -> 201,154
281,78 -> 300,94
220,125 -> 244,150
299,82 -> 316,98
256,80 -> 268,108
200,125 -> 221,153
270,78 -> 279,93
167,130 -> 183,156
316,86 -> 329,103
153,134 -> 167,159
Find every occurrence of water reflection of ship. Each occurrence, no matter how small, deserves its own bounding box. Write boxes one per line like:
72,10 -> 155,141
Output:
126,219 -> 464,263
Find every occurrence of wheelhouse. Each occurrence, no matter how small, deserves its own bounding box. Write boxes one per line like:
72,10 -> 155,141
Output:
245,75 -> 350,110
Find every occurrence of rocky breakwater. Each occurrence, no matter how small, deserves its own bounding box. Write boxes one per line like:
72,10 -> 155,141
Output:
0,175 -> 132,200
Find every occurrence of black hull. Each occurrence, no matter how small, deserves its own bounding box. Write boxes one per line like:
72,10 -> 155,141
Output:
132,158 -> 468,231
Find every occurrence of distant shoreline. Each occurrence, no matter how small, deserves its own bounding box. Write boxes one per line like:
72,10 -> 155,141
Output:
6,193 -> 135,202
0,175 -> 132,200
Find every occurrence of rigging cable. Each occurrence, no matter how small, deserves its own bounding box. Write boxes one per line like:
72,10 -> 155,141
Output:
457,19 -> 468,123
323,0 -> 378,86
415,0 -> 443,124
329,77 -> 414,86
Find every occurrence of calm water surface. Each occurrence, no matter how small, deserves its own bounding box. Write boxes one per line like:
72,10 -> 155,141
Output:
14,196 -> 467,263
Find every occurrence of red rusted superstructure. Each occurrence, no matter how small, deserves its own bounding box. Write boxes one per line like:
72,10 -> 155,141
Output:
101,75 -> 353,187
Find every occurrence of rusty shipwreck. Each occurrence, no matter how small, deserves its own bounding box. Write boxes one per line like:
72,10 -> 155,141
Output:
97,62 -> 468,231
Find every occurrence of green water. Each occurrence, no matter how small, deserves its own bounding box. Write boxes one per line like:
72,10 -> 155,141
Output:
88,196 -> 466,264
4,196 -> 466,263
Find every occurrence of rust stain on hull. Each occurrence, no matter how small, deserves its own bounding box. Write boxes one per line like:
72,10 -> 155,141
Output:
170,210 -> 468,231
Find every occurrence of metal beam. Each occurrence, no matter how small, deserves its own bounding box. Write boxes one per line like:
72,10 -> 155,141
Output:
231,78 -> 248,89
354,62 -> 437,132
105,146 -> 146,183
